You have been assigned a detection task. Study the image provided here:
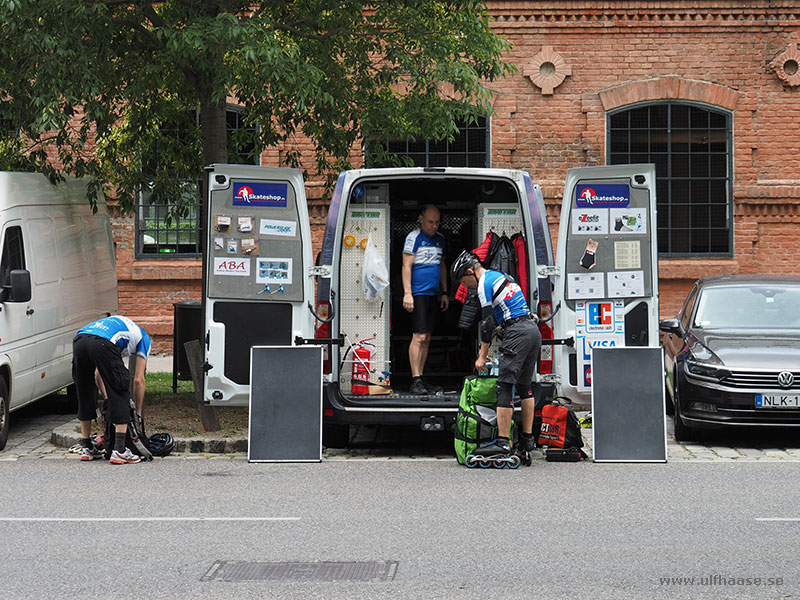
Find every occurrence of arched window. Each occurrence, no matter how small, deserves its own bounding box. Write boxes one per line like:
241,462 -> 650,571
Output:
608,103 -> 732,256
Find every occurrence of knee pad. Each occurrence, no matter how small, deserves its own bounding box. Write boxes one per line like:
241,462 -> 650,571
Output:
495,381 -> 514,408
518,386 -> 534,400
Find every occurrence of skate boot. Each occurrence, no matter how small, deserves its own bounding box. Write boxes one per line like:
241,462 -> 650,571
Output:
465,439 -> 521,469
515,432 -> 536,467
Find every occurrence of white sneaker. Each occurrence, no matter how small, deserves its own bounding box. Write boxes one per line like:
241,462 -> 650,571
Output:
80,446 -> 102,461
109,448 -> 141,464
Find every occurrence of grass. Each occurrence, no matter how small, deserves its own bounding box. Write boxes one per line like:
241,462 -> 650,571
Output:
142,372 -> 249,438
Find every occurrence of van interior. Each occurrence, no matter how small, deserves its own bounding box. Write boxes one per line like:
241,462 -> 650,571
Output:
339,176 -> 529,402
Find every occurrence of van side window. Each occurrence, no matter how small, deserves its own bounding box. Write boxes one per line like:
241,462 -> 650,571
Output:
0,225 -> 25,287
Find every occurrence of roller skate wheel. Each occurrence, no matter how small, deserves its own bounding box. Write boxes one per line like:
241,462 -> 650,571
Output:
479,458 -> 490,468
509,455 -> 522,469
493,459 -> 506,469
465,455 -> 478,468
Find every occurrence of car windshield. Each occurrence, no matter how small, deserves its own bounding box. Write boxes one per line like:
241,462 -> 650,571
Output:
693,284 -> 800,330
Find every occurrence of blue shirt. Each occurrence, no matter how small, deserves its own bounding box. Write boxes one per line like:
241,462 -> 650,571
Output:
78,316 -> 151,359
403,229 -> 445,296
478,270 -> 530,324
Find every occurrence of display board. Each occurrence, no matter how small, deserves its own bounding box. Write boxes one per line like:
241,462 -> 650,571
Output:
249,345 -> 322,462
207,175 -> 305,302
591,346 -> 667,462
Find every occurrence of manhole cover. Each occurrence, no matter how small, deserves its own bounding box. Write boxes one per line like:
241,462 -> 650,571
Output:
201,560 -> 398,582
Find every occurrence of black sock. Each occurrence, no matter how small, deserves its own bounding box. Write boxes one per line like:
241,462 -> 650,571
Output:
114,431 -> 126,453
81,437 -> 92,450
521,431 -> 534,439
497,436 -> 509,444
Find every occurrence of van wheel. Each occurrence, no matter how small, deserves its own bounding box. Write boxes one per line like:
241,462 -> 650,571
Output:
65,384 -> 79,413
322,424 -> 350,448
0,378 -> 9,451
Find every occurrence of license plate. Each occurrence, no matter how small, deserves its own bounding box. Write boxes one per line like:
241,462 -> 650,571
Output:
755,394 -> 800,408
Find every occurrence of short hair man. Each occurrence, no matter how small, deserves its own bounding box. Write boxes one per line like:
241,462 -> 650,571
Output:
72,315 -> 150,464
451,250 -> 541,456
402,204 -> 449,394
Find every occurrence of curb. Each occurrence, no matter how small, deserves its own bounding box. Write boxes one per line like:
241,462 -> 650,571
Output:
51,420 -> 248,454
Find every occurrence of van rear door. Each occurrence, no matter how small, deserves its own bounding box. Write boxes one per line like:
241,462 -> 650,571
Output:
553,164 -> 659,405
203,165 -> 315,406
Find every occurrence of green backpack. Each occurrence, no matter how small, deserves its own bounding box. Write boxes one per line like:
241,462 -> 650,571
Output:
454,375 -> 511,464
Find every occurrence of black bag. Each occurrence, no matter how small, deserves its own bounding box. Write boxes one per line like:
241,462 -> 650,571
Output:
101,398 -> 173,461
457,287 -> 481,330
537,403 -> 588,460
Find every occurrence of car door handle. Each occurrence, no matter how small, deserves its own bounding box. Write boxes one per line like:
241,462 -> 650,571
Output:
26,308 -> 34,316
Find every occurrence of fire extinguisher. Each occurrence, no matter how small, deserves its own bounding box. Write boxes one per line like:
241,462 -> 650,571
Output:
351,338 -> 375,396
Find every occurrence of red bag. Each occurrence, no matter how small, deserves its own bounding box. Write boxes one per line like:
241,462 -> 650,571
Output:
538,404 -> 570,448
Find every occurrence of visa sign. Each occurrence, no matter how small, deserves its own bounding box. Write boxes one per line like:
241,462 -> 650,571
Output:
581,335 -> 624,361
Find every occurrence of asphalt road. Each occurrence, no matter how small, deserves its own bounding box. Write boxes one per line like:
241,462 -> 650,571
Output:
1,457 -> 798,600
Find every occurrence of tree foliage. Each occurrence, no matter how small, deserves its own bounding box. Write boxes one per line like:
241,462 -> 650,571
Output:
0,0 -> 514,216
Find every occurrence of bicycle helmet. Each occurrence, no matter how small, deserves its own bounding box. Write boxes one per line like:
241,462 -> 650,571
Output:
148,432 -> 175,456
450,249 -> 478,288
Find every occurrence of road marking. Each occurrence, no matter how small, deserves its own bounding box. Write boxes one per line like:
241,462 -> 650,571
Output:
755,518 -> 800,522
0,517 -> 300,522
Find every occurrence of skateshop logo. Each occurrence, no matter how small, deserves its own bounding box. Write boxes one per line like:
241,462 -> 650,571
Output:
576,183 -> 630,208
233,181 -> 288,207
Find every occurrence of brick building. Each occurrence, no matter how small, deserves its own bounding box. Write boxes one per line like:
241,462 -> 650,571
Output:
117,1 -> 800,353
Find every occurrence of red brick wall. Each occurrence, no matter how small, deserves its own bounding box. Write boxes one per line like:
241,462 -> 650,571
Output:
114,1 -> 800,353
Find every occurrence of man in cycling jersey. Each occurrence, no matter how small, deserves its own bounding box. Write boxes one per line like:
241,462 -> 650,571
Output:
451,250 -> 541,455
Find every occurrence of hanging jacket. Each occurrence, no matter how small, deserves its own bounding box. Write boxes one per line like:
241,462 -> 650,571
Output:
511,232 -> 529,301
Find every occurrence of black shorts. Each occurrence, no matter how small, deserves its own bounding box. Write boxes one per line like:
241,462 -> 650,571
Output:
72,334 -> 131,425
411,294 -> 439,334
497,318 -> 541,390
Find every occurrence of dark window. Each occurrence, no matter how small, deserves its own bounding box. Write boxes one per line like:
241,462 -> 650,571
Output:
136,107 -> 259,257
0,225 -> 25,287
608,103 -> 732,256
369,117 -> 489,168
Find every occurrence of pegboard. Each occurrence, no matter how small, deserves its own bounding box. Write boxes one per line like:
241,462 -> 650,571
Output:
338,204 -> 391,393
477,203 -> 525,241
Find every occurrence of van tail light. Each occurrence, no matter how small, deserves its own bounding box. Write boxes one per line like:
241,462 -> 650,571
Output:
538,301 -> 554,374
315,301 -> 332,374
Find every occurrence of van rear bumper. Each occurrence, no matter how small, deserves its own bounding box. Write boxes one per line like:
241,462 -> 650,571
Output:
322,382 -> 555,427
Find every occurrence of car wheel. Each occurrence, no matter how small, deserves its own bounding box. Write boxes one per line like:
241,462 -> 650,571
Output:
322,423 -> 350,448
672,388 -> 695,443
0,378 -> 9,451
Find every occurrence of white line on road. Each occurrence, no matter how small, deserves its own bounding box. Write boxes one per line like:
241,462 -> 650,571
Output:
0,517 -> 300,522
755,518 -> 800,522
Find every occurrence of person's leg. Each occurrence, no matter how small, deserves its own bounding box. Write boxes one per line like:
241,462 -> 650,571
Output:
73,336 -> 99,443
408,332 -> 430,377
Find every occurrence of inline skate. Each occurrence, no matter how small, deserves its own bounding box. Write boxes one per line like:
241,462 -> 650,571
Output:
465,439 -> 521,469
515,432 -> 536,467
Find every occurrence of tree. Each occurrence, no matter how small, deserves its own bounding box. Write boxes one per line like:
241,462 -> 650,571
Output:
0,0 -> 514,218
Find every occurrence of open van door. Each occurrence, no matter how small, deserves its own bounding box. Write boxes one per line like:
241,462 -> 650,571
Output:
203,165 -> 316,406
553,164 -> 659,406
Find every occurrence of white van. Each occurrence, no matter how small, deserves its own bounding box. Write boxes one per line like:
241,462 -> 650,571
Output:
201,164 -> 657,448
0,173 -> 118,450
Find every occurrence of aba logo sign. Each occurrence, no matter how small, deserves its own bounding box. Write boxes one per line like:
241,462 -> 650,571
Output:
233,181 -> 288,207
576,183 -> 630,208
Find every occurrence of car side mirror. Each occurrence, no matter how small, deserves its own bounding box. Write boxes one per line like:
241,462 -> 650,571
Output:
659,318 -> 681,334
6,269 -> 32,303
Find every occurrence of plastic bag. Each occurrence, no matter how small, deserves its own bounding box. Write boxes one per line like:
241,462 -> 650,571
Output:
362,234 -> 389,301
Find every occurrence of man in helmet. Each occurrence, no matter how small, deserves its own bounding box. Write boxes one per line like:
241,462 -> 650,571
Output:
72,315 -> 150,464
451,250 -> 541,456
402,204 -> 449,395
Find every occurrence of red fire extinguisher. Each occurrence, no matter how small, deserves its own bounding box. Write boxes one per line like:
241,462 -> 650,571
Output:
351,339 -> 375,396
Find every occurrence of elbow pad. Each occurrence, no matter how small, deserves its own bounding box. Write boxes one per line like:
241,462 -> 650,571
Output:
479,316 -> 495,344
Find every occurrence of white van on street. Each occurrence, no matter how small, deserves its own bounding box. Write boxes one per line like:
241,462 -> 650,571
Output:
0,173 -> 118,450
201,164 -> 658,448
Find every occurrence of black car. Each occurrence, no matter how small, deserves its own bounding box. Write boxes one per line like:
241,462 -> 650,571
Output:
660,275 -> 800,441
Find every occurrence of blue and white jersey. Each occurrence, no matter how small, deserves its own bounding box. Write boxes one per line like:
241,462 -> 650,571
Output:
403,229 -> 445,295
478,269 -> 530,324
77,315 -> 151,359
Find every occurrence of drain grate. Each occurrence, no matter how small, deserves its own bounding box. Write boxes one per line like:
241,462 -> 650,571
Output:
201,560 -> 398,582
